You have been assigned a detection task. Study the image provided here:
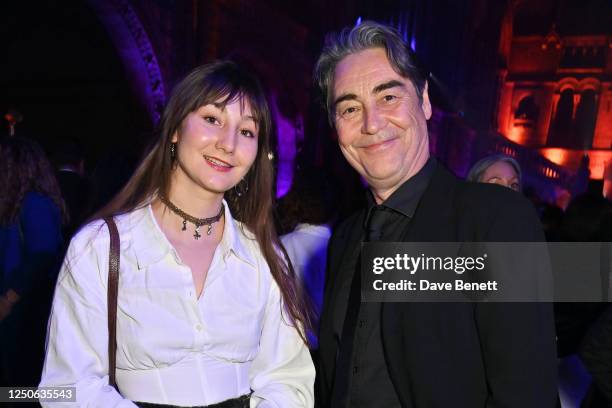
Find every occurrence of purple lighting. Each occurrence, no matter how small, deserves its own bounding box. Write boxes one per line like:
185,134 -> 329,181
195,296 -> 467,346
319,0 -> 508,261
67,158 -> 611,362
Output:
271,93 -> 303,198
87,0 -> 166,123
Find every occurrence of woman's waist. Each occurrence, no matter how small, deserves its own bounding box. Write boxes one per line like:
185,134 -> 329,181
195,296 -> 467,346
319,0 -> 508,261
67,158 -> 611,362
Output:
117,353 -> 251,406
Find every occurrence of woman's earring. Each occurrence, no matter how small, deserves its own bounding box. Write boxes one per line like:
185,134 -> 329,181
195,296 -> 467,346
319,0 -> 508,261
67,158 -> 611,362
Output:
234,178 -> 249,197
170,142 -> 176,160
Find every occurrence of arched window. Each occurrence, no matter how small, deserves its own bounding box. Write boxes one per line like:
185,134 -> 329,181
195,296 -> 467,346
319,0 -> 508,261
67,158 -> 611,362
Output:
548,88 -> 574,147
514,95 -> 539,125
574,89 -> 598,149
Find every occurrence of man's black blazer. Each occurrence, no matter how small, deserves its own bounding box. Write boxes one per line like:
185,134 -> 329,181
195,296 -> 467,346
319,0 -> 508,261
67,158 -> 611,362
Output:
317,164 -> 558,408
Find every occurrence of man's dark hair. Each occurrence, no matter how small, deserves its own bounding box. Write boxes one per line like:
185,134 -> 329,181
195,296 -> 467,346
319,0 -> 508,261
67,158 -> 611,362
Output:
314,20 -> 427,125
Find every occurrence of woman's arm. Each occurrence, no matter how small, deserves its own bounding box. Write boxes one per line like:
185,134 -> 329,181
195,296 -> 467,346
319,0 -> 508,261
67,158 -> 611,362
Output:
249,281 -> 315,408
39,224 -> 137,407
5,193 -> 62,301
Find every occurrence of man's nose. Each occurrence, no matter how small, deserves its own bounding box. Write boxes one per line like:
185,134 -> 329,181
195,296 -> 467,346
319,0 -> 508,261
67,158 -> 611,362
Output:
362,106 -> 386,135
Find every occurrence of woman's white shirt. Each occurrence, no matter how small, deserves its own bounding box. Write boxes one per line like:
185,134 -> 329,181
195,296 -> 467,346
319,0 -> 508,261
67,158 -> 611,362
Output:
39,202 -> 314,407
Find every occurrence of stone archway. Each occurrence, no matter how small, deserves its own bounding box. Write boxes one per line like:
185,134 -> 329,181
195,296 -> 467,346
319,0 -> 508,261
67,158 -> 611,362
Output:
86,0 -> 166,123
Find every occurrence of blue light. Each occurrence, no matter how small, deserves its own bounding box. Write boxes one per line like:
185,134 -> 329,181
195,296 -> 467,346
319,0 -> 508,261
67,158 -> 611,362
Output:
355,16 -> 362,26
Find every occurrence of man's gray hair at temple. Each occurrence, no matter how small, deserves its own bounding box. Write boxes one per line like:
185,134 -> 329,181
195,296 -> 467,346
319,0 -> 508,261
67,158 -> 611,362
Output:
313,20 -> 427,125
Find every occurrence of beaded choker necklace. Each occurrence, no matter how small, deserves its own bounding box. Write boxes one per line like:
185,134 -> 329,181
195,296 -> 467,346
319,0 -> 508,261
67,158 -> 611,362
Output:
159,195 -> 224,240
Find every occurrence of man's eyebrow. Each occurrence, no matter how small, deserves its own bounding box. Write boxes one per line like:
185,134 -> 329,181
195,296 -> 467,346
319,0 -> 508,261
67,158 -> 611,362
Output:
372,80 -> 405,94
333,93 -> 358,109
332,79 -> 405,108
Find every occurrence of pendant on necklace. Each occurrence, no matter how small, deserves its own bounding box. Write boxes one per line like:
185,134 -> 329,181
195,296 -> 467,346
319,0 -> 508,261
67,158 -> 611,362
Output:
194,225 -> 201,240
207,224 -> 213,235
182,219 -> 187,231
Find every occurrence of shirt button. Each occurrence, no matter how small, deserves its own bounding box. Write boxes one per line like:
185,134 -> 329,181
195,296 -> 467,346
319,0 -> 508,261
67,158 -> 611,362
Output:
195,324 -> 202,331
352,366 -> 359,375
358,320 -> 365,328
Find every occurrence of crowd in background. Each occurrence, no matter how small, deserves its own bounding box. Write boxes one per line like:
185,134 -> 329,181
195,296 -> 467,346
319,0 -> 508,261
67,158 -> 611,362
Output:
0,134 -> 138,398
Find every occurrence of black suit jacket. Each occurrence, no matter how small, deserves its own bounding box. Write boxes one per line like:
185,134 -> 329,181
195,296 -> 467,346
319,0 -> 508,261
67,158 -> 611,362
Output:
318,165 -> 558,408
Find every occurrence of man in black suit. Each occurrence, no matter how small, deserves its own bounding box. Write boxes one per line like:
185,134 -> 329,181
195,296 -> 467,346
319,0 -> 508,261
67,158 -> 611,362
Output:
313,21 -> 557,407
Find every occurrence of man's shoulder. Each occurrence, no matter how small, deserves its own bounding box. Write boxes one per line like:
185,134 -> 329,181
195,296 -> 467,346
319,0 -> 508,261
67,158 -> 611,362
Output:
454,180 -> 536,216
449,179 -> 543,241
424,165 -> 537,220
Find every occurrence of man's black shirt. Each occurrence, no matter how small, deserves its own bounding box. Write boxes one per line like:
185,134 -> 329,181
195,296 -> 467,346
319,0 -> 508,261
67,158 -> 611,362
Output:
332,158 -> 436,407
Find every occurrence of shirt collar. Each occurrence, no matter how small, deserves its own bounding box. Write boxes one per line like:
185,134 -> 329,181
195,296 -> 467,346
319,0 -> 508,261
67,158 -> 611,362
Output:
217,200 -> 258,267
366,157 -> 437,219
130,199 -> 257,269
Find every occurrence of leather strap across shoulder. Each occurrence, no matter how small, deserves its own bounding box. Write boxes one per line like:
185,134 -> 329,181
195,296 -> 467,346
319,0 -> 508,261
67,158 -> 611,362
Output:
103,216 -> 120,391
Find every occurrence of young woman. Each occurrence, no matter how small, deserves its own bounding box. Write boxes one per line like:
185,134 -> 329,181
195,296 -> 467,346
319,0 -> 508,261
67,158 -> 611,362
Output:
40,61 -> 315,407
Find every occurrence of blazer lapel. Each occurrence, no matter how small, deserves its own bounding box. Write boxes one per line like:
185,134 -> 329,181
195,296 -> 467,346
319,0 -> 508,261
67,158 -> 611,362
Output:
319,210 -> 366,401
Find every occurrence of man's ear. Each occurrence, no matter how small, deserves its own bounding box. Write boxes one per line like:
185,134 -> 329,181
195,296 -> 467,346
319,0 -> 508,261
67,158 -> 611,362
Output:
421,81 -> 432,120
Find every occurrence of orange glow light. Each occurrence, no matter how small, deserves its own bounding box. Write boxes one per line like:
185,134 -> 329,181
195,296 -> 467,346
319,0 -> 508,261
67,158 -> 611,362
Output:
540,148 -> 570,166
506,126 -> 527,145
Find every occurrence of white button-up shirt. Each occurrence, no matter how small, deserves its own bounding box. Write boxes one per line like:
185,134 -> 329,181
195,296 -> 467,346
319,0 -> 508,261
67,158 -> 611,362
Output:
40,202 -> 315,407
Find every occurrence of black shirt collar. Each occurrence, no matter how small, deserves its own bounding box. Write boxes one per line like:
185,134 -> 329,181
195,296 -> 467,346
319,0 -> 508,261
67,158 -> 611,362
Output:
366,157 -> 437,219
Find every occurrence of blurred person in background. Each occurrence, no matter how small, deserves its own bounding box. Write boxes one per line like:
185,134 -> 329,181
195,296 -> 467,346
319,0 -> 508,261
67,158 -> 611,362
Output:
87,149 -> 139,216
554,193 -> 612,408
539,203 -> 565,241
53,139 -> 91,240
0,137 -> 66,391
467,154 -> 522,192
579,303 -> 612,407
279,167 -> 338,348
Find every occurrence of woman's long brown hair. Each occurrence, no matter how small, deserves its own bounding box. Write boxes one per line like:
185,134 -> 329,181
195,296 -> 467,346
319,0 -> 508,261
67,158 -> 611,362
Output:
0,137 -> 68,226
91,61 -> 314,343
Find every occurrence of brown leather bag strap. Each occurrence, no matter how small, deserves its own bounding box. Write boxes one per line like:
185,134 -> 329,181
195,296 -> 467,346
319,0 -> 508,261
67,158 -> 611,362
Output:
103,217 -> 120,391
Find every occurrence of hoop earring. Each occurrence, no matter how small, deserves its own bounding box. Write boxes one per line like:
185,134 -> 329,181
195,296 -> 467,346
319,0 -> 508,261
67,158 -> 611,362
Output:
170,142 -> 176,160
234,178 -> 249,197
